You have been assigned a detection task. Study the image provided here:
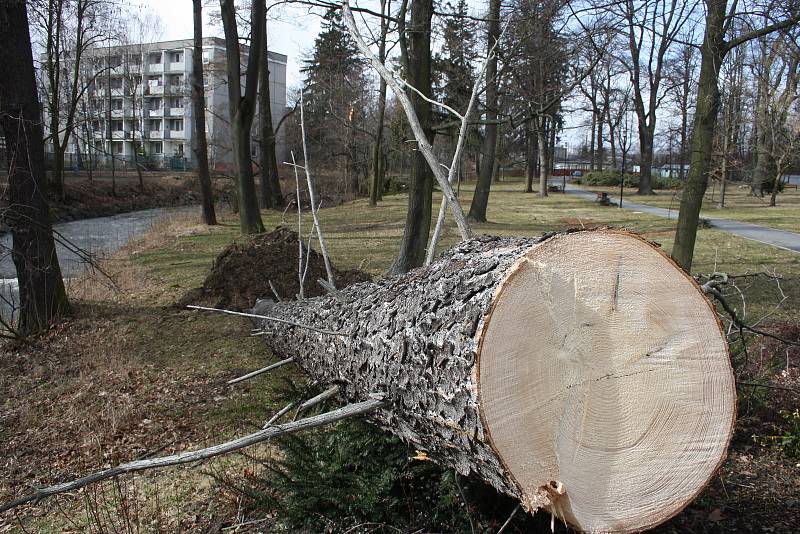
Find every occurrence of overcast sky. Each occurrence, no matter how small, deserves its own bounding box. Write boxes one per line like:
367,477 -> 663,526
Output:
137,0 -> 593,147
138,0 -> 324,89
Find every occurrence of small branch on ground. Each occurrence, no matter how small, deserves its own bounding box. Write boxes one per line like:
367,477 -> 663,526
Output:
0,398 -> 387,514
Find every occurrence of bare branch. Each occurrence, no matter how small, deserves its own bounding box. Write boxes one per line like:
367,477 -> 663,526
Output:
0,398 -> 387,513
341,0 -> 472,242
227,357 -> 295,385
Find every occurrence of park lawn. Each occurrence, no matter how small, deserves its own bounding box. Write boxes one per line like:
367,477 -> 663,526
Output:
134,180 -> 800,323
579,182 -> 800,232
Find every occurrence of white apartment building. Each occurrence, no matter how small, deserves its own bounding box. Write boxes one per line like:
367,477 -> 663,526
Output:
43,37 -> 287,171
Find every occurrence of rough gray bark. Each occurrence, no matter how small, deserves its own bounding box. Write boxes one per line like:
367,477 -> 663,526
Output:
192,0 -> 217,225
467,0 -> 501,222
0,0 -> 70,335
254,235 -> 540,498
258,16 -> 284,209
220,0 -> 266,234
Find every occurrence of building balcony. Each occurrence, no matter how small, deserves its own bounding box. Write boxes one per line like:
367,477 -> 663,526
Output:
169,130 -> 184,139
147,109 -> 163,117
145,85 -> 164,96
111,109 -> 124,118
110,88 -> 124,96
148,64 -> 163,73
111,131 -> 126,139
169,107 -> 184,116
149,130 -> 163,139
168,61 -> 184,72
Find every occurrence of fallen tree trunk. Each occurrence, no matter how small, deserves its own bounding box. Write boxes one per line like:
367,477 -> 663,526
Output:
254,230 -> 736,533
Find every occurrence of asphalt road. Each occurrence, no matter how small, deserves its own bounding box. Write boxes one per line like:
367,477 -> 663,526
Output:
564,184 -> 800,253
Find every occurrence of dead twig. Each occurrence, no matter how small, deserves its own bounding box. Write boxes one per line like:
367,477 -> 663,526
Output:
0,398 -> 387,513
186,305 -> 346,337
227,357 -> 295,385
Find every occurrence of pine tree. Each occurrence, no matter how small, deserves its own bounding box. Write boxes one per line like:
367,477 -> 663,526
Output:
301,8 -> 369,194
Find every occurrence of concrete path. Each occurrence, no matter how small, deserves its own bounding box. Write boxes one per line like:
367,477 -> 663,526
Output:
564,184 -> 800,253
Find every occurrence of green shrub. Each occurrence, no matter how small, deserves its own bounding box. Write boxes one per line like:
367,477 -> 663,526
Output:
381,175 -> 408,195
580,171 -> 682,190
581,170 -> 639,187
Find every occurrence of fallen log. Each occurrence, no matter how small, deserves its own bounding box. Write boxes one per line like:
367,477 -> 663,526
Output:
253,230 -> 736,533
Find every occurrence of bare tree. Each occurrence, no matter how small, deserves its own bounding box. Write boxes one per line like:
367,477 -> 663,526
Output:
466,0 -> 501,222
613,0 -> 697,194
192,0 -> 218,224
749,28 -> 800,199
369,0 -> 390,206
33,0 -> 107,199
220,0 -> 266,234
257,10 -> 284,209
672,0 -> 800,271
0,0 -> 70,335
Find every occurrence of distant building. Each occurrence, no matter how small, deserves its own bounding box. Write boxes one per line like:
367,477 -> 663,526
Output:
41,37 -> 287,171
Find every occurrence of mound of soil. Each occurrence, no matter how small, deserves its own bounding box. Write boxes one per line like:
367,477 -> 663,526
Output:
180,226 -> 371,310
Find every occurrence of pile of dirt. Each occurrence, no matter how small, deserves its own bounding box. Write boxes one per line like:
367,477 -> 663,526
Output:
180,226 -> 372,310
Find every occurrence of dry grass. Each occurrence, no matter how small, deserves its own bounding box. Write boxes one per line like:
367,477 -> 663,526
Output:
0,209 -> 289,533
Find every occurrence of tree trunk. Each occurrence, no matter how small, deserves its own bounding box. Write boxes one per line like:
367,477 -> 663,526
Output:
466,0 -> 500,223
589,110 -> 596,171
0,0 -> 70,335
254,230 -> 735,534
596,114 -> 604,171
258,16 -> 284,210
525,126 -> 537,193
672,0 -> 727,271
637,125 -> 655,194
537,118 -> 548,197
220,0 -> 266,234
192,0 -> 217,225
369,0 -> 389,207
391,0 -> 434,274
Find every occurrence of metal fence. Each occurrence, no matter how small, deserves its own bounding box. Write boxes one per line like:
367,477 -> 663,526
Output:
43,152 -> 192,172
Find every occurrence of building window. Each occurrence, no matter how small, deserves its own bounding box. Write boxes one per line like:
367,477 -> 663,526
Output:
108,56 -> 122,68
171,119 -> 184,131
151,98 -> 162,110
175,143 -> 184,155
112,120 -> 123,131
110,77 -> 123,89
150,53 -> 162,64
150,119 -> 162,130
112,99 -> 123,110
170,74 -> 183,86
113,141 -> 123,154
91,120 -> 100,131
202,50 -> 210,63
172,97 -> 183,108
171,51 -> 183,63
151,141 -> 163,154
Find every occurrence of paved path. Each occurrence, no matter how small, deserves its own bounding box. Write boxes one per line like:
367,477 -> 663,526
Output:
564,184 -> 800,253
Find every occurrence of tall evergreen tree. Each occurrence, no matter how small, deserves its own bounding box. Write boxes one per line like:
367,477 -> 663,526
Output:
301,8 -> 369,195
433,0 -> 479,188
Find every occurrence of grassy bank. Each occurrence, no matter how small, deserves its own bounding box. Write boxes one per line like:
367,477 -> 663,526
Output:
1,181 -> 798,532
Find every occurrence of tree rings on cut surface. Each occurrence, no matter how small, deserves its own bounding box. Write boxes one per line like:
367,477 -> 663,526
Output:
476,231 -> 735,533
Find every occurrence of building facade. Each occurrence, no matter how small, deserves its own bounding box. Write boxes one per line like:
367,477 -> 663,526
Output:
43,37 -> 287,171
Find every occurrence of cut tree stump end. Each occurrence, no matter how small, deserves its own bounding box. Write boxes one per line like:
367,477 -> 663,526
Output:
476,231 -> 736,533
